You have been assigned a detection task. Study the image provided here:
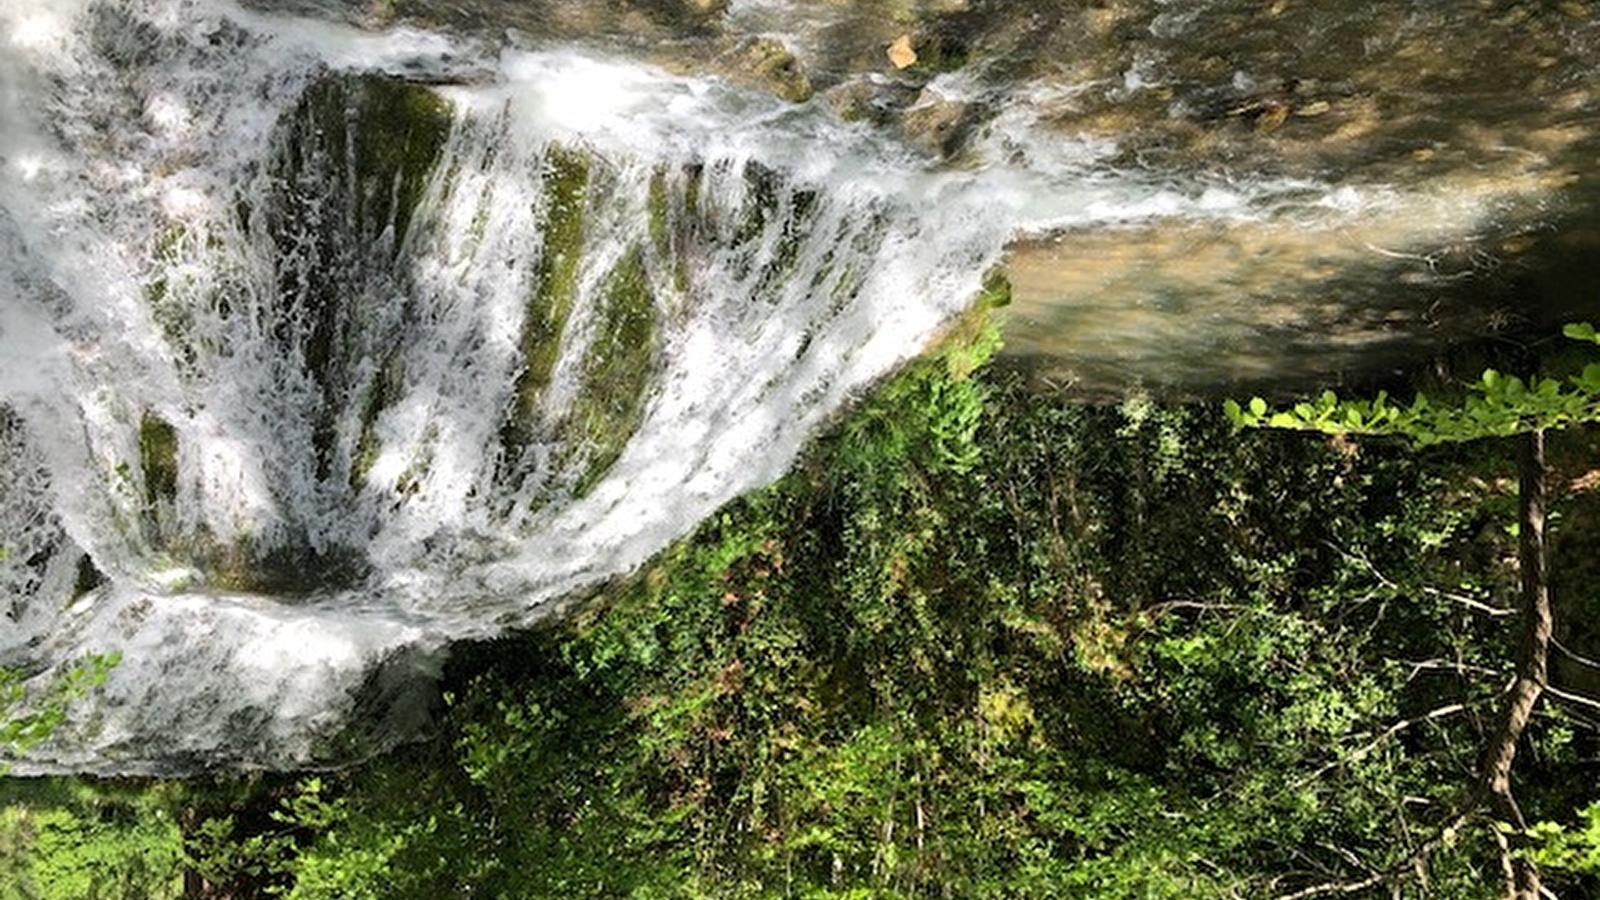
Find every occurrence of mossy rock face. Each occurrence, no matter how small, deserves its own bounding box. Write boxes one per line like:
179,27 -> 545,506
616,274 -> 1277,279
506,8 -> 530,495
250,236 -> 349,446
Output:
138,412 -> 179,510
143,224 -> 198,367
272,75 -> 454,261
266,74 -> 454,482
349,353 -> 406,492
131,75 -> 454,590
727,161 -> 820,292
570,246 -> 660,495
501,146 -> 593,462
722,37 -> 813,103
162,527 -> 371,596
492,147 -> 662,496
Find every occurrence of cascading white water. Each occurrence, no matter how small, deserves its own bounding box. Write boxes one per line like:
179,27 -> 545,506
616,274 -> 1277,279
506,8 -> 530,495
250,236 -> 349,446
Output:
0,0 -> 1445,772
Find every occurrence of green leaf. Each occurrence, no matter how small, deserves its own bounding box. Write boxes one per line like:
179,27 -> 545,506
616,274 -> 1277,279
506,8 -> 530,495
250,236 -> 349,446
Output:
1248,397 -> 1268,418
1579,363 -> 1600,390
1564,321 -> 1599,343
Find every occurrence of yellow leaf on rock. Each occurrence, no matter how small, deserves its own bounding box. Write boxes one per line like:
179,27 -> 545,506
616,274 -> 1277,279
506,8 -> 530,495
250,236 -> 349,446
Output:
887,34 -> 917,69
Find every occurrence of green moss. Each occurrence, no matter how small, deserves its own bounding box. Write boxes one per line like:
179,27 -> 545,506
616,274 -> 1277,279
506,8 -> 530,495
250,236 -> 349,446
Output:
905,25 -> 971,74
163,527 -> 367,596
138,412 -> 178,510
736,37 -> 813,103
502,146 -> 592,458
647,170 -> 670,257
979,265 -> 1012,309
349,80 -> 454,254
682,162 -> 703,221
648,167 -> 693,297
268,75 -> 454,482
570,247 -> 659,496
730,163 -> 819,291
279,76 -> 453,257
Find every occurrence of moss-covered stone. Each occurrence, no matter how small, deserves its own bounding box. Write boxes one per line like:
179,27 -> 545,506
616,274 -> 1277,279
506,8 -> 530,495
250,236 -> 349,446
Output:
569,247 -> 660,495
648,167 -> 694,297
276,77 -> 454,259
143,224 -> 200,369
138,412 -> 178,510
729,162 -> 819,291
164,526 -> 368,596
501,146 -> 592,459
725,37 -> 813,104
266,75 -> 454,483
647,169 -> 671,258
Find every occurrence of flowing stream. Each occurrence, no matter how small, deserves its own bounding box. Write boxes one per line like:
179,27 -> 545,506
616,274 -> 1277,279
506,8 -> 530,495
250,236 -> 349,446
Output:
0,0 -> 1574,773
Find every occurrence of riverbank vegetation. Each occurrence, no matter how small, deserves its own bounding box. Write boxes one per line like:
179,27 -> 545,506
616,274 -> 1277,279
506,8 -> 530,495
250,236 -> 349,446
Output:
5,315 -> 1600,899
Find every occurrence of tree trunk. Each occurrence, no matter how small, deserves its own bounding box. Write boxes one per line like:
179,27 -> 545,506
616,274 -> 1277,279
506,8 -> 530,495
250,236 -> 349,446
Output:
1480,428 -> 1552,900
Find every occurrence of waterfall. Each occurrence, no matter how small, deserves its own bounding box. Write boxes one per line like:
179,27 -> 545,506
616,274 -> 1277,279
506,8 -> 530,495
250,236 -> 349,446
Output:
0,0 -> 1015,772
0,0 -> 1490,773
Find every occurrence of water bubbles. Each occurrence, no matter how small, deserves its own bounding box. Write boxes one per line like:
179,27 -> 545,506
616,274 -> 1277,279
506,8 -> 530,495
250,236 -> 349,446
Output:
8,11 -> 69,51
12,155 -> 44,182
144,92 -> 194,137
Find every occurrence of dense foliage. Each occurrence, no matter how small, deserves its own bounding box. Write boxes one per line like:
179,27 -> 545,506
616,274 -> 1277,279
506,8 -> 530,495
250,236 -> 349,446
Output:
5,315 -> 1600,899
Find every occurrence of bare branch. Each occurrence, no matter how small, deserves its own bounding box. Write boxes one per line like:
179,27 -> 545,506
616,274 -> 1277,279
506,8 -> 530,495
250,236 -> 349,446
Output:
1142,600 -> 1253,616
1421,585 -> 1515,618
1273,807 -> 1487,900
1405,659 -> 1502,683
1295,702 -> 1476,789
1545,684 -> 1600,716
1274,871 -> 1388,900
1552,636 -> 1600,672
1322,541 -> 1511,617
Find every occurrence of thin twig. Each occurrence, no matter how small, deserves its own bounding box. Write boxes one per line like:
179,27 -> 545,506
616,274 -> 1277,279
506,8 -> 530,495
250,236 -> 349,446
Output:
1293,702 -> 1475,789
1323,541 -> 1510,617
1142,600 -> 1253,616
1545,684 -> 1600,715
1275,871 -> 1388,900
1552,636 -> 1600,672
1421,585 -> 1515,618
1272,810 -> 1477,900
1405,659 -> 1502,684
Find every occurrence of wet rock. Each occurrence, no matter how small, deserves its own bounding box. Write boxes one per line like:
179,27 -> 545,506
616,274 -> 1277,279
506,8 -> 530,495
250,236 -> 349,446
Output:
720,36 -> 813,103
823,78 -> 879,123
670,0 -> 728,15
899,88 -> 979,157
997,172 -> 1600,397
887,34 -> 917,70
